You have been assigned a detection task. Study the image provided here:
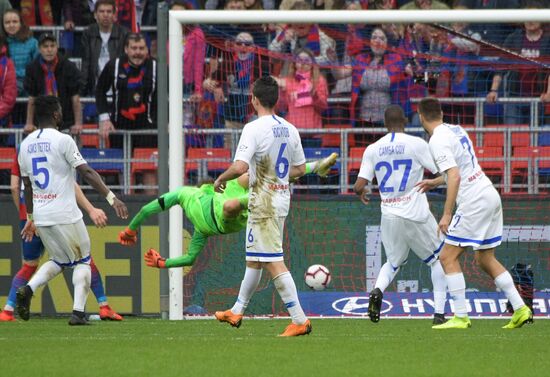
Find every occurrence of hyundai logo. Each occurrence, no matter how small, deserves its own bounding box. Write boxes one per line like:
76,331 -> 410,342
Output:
332,296 -> 393,316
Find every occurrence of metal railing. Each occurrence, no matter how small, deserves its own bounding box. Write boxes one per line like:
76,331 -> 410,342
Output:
4,126 -> 549,195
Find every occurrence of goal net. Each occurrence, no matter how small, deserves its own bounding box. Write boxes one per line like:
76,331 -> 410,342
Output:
167,9 -> 550,319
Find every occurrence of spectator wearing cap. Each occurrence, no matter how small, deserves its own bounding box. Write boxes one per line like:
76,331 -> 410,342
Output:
23,33 -> 82,134
203,31 -> 269,149
81,0 -> 129,96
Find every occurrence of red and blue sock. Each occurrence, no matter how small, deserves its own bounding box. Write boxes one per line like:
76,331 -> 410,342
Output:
90,259 -> 107,305
5,263 -> 37,309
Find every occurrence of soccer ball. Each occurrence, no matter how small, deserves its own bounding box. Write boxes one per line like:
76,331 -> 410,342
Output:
304,264 -> 331,291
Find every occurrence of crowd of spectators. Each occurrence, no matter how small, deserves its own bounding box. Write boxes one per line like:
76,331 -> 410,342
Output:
0,0 -> 547,189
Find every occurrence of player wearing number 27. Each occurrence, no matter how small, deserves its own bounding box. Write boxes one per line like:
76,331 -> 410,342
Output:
16,95 -> 128,325
213,76 -> 311,337
417,97 -> 532,329
353,105 -> 448,326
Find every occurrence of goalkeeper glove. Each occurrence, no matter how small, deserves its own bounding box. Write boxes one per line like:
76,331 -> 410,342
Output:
312,152 -> 338,178
144,248 -> 166,268
118,228 -> 138,246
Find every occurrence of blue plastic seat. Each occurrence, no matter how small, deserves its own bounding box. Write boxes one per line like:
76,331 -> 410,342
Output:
81,148 -> 124,173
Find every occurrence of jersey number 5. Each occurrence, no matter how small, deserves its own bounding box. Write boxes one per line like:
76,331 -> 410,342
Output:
32,156 -> 50,189
375,159 -> 412,193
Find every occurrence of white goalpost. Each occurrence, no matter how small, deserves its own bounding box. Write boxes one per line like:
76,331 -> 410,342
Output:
167,9 -> 550,320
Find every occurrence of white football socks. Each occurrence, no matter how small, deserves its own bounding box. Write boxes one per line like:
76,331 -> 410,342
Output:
273,271 -> 307,325
374,262 -> 399,292
28,261 -> 62,292
430,260 -> 447,315
446,272 -> 468,317
72,264 -> 91,312
495,271 -> 525,311
231,267 -> 262,315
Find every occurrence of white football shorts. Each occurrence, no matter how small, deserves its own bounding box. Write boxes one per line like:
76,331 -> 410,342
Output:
245,216 -> 285,262
37,219 -> 91,267
445,185 -> 503,250
381,213 -> 444,269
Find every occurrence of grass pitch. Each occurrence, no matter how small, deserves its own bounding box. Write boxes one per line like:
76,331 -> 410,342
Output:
1,317 -> 547,377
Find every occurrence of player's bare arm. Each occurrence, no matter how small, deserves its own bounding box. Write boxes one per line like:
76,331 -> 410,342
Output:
289,163 -> 306,180
353,177 -> 371,206
416,175 -> 446,193
20,176 -> 36,242
74,183 -> 108,228
76,164 -> 128,219
439,167 -> 461,235
215,160 -> 248,192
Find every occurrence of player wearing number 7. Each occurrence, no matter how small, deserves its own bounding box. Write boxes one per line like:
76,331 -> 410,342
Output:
417,97 -> 532,329
353,105 -> 448,325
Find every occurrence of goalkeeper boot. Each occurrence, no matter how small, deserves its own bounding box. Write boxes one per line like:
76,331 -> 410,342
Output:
433,313 -> 447,325
278,319 -> 312,337
214,309 -> 243,328
99,305 -> 123,321
0,310 -> 16,322
314,152 -> 338,177
432,315 -> 471,329
502,305 -> 533,329
15,285 -> 33,321
69,314 -> 90,326
368,288 -> 383,323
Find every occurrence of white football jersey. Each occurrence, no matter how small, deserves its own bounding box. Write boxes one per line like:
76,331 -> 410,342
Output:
358,132 -> 438,222
234,114 -> 305,219
429,123 -> 492,206
18,128 -> 86,226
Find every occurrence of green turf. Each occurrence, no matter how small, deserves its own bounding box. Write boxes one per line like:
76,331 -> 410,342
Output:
1,318 -> 547,377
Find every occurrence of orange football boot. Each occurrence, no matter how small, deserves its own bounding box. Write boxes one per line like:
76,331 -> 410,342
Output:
214,309 -> 243,328
0,310 -> 16,322
278,319 -> 312,337
99,305 -> 123,321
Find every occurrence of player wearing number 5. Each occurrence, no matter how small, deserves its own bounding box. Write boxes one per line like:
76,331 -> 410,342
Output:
213,76 -> 311,337
417,97 -> 532,329
16,95 -> 128,325
353,105 -> 448,326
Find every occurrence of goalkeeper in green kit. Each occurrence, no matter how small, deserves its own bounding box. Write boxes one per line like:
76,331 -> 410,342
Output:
118,153 -> 338,268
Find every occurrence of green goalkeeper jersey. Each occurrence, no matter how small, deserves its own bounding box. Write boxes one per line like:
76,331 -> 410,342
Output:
128,179 -> 248,268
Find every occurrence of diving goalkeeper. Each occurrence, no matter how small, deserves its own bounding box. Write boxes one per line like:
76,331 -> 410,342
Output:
118,153 -> 338,268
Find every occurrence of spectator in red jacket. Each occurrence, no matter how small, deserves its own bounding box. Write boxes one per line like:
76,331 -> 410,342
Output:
0,34 -> 16,146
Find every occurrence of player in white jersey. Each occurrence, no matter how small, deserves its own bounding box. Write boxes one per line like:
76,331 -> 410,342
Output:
16,95 -> 128,325
353,105 -> 448,325
213,76 -> 312,337
417,97 -> 532,329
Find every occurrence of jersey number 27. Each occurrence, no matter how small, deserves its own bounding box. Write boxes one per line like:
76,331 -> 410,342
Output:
375,159 -> 412,193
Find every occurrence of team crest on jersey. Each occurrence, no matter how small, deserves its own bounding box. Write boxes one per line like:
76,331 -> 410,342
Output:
73,151 -> 83,161
238,145 -> 248,152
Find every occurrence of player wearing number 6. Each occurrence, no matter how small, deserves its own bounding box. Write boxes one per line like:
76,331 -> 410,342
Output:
16,95 -> 128,325
213,76 -> 311,337
417,97 -> 532,329
353,105 -> 448,326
